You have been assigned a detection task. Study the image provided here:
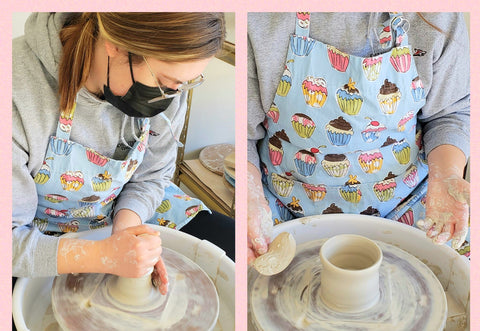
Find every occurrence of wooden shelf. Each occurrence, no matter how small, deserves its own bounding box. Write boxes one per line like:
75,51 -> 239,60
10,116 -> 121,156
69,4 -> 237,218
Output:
178,159 -> 235,218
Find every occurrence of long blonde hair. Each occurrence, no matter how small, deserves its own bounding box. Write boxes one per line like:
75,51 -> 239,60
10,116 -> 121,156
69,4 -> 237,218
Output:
58,12 -> 225,113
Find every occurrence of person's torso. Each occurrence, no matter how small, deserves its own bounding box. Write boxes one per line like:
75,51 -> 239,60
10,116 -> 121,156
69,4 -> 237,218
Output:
259,12 -> 428,218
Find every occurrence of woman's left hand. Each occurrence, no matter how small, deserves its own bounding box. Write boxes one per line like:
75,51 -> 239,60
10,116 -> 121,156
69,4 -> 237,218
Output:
418,174 -> 469,249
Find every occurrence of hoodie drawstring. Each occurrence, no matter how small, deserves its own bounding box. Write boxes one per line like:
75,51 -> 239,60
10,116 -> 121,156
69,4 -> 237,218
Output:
120,112 -> 183,149
119,114 -> 131,148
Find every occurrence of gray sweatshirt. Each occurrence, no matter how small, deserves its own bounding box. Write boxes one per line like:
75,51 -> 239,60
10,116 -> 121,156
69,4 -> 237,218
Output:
247,12 -> 470,169
12,13 -> 187,277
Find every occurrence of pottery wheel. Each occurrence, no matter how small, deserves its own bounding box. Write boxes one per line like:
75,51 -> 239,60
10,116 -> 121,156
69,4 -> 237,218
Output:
52,247 -> 219,331
249,239 -> 447,331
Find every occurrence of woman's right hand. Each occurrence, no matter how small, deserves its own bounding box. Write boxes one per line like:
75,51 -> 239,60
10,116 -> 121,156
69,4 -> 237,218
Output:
247,162 -> 274,264
96,224 -> 163,278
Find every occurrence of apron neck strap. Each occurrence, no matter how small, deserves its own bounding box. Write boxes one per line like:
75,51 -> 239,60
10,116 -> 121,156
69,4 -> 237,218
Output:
55,103 -> 76,140
295,12 -> 311,37
380,12 -> 410,49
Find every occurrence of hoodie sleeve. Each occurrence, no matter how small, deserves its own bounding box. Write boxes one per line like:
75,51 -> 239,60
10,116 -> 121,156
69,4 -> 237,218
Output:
12,101 -> 60,277
247,35 -> 266,170
113,93 -> 188,222
247,13 -> 294,170
411,13 -> 470,159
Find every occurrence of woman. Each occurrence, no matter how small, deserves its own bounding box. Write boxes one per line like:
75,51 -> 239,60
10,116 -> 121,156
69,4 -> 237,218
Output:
247,12 -> 470,262
12,12 -> 233,294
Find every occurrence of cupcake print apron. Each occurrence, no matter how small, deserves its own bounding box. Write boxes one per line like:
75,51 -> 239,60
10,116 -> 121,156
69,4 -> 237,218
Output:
259,12 -> 469,257
32,102 -> 207,234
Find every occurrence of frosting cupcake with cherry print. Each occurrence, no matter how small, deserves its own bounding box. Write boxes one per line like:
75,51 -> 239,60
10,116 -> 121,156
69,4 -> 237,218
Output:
339,175 -> 362,203
291,113 -> 316,138
327,45 -> 349,72
321,153 -> 350,178
302,183 -> 327,201
361,118 -> 386,143
302,76 -> 328,108
358,149 -> 383,174
325,116 -> 353,146
377,79 -> 401,115
336,78 -> 363,115
362,55 -> 383,81
373,171 -> 397,202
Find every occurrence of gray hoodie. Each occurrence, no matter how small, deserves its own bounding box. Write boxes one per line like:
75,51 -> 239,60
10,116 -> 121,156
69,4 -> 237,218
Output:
12,13 -> 187,277
247,12 -> 470,168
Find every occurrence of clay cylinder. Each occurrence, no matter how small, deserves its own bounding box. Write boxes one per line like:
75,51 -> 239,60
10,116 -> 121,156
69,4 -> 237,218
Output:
319,234 -> 383,313
107,267 -> 155,307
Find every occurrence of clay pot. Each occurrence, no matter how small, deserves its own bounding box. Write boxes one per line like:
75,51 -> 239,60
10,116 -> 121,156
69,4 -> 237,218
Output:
319,234 -> 382,313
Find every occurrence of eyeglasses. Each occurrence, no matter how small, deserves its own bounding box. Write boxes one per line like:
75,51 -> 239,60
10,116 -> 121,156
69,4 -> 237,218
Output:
142,56 -> 205,104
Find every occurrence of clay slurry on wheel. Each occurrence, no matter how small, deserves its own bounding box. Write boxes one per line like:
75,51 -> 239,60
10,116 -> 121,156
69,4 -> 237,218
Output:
52,247 -> 219,330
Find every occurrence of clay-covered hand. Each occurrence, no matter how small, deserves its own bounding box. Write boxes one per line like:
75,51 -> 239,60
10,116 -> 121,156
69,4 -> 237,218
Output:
417,174 -> 469,249
152,256 -> 169,295
248,205 -> 274,264
247,162 -> 274,264
97,225 -> 164,278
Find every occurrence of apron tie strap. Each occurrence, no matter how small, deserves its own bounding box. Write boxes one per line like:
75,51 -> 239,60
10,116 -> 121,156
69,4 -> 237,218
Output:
295,12 -> 311,37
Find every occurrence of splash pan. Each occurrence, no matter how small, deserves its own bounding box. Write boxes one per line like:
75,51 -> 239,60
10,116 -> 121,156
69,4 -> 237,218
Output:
250,239 -> 446,330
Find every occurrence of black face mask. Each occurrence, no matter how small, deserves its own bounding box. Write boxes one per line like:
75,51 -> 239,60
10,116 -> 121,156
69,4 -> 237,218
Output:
103,55 -> 174,118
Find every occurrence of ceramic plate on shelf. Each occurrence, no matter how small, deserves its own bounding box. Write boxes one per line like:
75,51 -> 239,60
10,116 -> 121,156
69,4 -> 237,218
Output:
199,143 -> 234,175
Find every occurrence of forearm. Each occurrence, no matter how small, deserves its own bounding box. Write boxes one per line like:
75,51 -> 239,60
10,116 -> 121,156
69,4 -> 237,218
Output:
57,238 -> 101,274
247,161 -> 273,259
427,144 -> 467,178
112,208 -> 142,233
